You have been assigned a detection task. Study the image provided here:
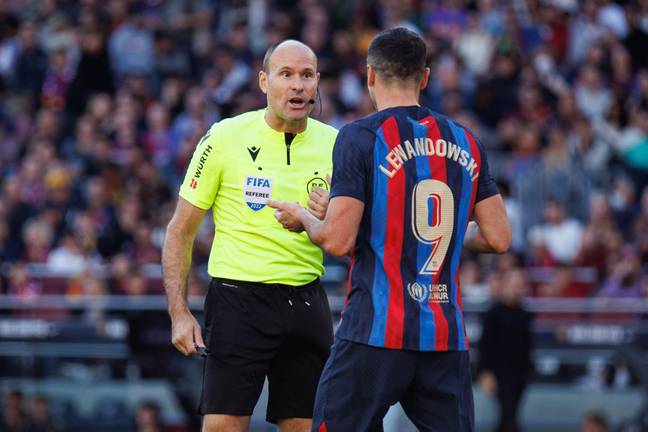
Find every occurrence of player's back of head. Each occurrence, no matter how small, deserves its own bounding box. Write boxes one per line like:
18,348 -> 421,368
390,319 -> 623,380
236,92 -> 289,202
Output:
367,27 -> 427,85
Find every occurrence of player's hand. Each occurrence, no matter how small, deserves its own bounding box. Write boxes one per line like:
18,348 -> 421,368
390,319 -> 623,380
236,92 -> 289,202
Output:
170,310 -> 205,356
306,174 -> 331,220
267,199 -> 305,232
307,188 -> 329,220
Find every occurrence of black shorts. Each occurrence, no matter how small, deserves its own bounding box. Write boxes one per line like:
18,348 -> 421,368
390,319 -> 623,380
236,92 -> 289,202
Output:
199,277 -> 333,423
313,338 -> 474,432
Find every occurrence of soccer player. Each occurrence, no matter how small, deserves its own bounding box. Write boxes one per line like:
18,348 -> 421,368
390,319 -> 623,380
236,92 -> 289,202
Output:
268,28 -> 511,431
162,40 -> 337,432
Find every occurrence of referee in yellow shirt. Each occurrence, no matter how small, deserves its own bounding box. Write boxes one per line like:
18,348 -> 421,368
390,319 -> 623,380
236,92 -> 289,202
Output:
162,40 -> 337,432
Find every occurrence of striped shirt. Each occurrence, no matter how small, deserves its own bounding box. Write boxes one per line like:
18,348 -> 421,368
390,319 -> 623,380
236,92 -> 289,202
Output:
331,106 -> 498,351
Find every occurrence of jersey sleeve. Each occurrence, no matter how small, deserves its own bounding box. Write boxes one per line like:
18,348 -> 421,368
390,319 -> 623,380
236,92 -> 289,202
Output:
179,125 -> 222,209
475,138 -> 499,203
330,123 -> 373,202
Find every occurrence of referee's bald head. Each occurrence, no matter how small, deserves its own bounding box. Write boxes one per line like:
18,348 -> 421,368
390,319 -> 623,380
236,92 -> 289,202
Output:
262,40 -> 318,73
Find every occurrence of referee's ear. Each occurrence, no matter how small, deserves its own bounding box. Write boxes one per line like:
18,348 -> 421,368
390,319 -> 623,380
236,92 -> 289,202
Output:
259,70 -> 268,94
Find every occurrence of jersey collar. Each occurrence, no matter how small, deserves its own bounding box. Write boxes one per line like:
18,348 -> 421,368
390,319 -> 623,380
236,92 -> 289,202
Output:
259,109 -> 311,145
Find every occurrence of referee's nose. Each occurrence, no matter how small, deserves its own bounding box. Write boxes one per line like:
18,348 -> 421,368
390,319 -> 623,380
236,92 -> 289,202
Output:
290,75 -> 305,94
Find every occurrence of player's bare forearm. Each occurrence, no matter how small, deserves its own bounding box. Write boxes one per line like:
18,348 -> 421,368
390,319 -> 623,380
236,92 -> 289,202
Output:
299,207 -> 330,249
463,221 -> 509,253
162,224 -> 195,317
465,195 -> 511,254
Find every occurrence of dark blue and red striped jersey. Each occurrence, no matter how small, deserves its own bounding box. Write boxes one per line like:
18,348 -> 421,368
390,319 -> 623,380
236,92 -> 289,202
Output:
331,106 -> 498,351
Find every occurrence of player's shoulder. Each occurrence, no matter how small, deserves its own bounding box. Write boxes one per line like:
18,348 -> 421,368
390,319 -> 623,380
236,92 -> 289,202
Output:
430,110 -> 483,146
338,115 -> 380,139
331,119 -> 378,158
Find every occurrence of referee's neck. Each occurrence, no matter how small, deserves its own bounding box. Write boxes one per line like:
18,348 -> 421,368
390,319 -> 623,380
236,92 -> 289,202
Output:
264,109 -> 308,134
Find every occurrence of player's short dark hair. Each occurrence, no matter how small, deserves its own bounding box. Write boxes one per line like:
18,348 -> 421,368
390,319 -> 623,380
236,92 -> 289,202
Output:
367,27 -> 427,83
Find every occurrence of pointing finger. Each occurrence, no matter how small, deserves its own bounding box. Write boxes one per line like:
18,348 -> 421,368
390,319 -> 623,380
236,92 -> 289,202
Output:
266,199 -> 281,209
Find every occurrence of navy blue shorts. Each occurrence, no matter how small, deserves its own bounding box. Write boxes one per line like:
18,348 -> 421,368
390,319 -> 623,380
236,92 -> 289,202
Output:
312,337 -> 474,432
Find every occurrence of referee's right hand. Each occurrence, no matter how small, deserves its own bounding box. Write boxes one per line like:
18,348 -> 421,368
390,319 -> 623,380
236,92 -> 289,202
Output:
170,311 -> 205,356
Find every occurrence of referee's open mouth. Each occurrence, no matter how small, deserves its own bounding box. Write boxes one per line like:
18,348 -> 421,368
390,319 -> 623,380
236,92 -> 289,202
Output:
288,97 -> 307,109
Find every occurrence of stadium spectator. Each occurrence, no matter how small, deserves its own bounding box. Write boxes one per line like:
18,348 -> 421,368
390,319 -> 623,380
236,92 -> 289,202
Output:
580,411 -> 610,432
598,247 -> 647,298
28,394 -> 62,432
528,200 -> 584,265
134,400 -> 165,432
46,231 -> 86,274
1,389 -> 29,432
478,268 -> 533,432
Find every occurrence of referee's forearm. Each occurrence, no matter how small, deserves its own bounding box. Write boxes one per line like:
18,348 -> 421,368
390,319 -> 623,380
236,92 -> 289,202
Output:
162,226 -> 195,316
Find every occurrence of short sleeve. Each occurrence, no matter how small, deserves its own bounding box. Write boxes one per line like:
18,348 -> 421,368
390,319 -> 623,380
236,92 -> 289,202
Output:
179,125 -> 223,209
330,123 -> 373,202
475,139 -> 499,203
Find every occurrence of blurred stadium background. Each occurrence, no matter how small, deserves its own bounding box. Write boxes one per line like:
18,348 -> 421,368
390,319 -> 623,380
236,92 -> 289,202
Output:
0,0 -> 647,431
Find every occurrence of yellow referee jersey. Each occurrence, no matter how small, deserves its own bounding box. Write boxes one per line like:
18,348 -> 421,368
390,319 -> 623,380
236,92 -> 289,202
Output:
179,109 -> 338,285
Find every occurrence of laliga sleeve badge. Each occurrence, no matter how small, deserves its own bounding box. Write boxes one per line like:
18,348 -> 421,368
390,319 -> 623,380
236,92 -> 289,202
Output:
243,176 -> 273,211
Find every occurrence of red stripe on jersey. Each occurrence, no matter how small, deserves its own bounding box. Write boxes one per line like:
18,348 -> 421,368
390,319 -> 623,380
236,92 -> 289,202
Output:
317,422 -> 327,432
423,116 -> 449,351
381,116 -> 406,349
465,131 -> 481,218
345,252 -> 356,307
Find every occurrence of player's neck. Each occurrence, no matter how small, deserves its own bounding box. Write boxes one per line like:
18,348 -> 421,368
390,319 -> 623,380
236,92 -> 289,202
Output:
373,89 -> 420,111
264,109 -> 307,134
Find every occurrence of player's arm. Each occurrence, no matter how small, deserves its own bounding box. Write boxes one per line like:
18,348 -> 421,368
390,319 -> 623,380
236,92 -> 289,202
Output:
462,133 -> 511,254
163,197 -> 207,355
464,194 -> 511,253
268,196 -> 364,256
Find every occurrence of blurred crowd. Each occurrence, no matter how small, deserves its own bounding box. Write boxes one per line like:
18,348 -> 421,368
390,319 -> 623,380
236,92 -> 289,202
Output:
1,388 -> 168,432
0,0 -> 647,300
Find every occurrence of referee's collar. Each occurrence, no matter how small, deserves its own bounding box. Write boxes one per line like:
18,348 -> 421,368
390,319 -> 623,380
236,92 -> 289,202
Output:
260,109 -> 311,142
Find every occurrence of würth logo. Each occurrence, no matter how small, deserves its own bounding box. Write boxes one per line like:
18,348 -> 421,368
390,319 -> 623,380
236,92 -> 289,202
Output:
193,143 -> 213,179
247,146 -> 260,161
190,178 -> 198,189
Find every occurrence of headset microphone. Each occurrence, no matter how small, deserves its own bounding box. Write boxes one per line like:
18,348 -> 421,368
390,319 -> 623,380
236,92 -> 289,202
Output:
308,99 -> 316,104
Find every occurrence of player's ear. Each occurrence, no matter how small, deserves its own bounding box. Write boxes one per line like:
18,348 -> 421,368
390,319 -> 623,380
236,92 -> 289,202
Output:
259,70 -> 268,94
367,65 -> 376,87
419,67 -> 431,91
